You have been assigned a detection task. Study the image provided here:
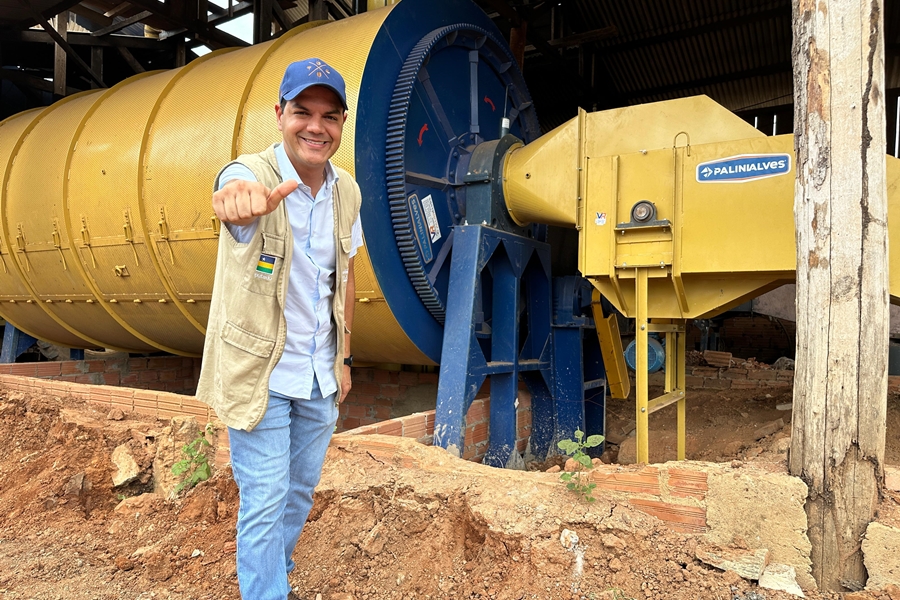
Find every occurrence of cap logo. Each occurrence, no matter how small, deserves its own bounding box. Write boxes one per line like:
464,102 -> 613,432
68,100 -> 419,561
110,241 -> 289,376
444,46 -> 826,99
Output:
307,61 -> 331,79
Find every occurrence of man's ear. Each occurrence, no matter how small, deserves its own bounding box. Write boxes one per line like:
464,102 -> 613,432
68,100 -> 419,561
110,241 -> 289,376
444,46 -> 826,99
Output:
275,103 -> 284,132
341,111 -> 348,125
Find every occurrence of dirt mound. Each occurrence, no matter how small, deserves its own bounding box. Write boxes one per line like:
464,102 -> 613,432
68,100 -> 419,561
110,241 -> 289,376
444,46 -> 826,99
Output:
0,386 -> 897,599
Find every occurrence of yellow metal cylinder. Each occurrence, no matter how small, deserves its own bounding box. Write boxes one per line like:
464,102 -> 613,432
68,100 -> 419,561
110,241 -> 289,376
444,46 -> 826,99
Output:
0,5 -> 432,362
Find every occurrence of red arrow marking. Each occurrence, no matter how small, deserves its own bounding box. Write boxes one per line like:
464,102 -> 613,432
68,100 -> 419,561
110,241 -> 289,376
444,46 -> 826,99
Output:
484,96 -> 495,111
417,123 -> 429,146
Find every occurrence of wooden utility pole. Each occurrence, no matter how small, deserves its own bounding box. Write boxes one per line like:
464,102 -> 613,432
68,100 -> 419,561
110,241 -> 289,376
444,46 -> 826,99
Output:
791,0 -> 888,591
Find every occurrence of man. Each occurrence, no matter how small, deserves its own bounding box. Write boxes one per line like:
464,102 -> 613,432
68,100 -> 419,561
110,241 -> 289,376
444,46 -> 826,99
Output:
196,58 -> 362,600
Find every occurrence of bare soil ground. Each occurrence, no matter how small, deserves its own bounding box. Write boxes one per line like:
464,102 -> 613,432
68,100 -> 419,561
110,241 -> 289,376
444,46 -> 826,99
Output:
0,383 -> 898,600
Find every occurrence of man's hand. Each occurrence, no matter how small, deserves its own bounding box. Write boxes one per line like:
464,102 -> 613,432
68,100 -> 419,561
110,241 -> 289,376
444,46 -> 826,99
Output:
212,179 -> 299,226
340,364 -> 352,404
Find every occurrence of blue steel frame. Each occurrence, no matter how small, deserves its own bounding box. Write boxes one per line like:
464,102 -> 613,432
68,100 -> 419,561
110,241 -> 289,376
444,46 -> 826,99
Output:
433,226 -> 608,467
433,225 -> 552,468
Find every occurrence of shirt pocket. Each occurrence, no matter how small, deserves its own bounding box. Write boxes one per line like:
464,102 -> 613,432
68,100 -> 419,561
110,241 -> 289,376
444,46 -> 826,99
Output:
241,232 -> 285,297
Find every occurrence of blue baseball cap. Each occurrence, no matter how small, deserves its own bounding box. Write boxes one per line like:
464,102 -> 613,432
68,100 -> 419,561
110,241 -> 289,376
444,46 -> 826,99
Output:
278,58 -> 347,110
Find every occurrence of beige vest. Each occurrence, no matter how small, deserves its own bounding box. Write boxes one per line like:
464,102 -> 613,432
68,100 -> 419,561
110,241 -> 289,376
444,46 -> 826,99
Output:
196,144 -> 361,431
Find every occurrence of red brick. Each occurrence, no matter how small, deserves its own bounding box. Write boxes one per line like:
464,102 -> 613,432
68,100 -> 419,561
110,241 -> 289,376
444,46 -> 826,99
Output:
389,372 -> 400,384
341,417 -> 361,430
354,382 -> 380,396
128,358 -> 148,371
692,367 -> 719,378
164,381 -> 186,392
380,384 -> 400,398
376,420 -> 403,436
667,468 -> 708,500
776,371 -> 795,381
146,382 -> 166,391
516,438 -> 527,453
176,367 -> 193,378
374,397 -> 393,407
466,400 -> 486,424
373,405 -> 391,420
425,411 -> 435,435
704,378 -> 731,389
351,424 -> 379,435
148,357 -> 182,370
748,370 -> 776,380
471,422 -> 488,444
139,371 -> 159,382
685,375 -> 704,388
102,372 -> 120,386
7,364 -> 37,376
722,368 -> 748,379
352,368 -> 374,382
419,372 -> 438,385
359,417 -> 378,426
158,369 -> 177,381
345,404 -> 367,418
462,444 -> 477,460
516,410 -> 532,429
729,379 -> 759,389
60,361 -> 83,375
762,380 -> 791,388
372,369 -> 392,384
120,373 -> 139,385
629,499 -> 707,534
85,360 -> 105,373
402,417 -> 426,439
591,467 -> 661,495
352,394 -> 377,405
104,358 -> 127,372
75,374 -> 98,384
35,362 -> 61,377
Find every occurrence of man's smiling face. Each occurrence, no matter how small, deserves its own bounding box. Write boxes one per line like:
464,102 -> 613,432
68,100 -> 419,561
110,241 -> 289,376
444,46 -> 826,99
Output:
275,85 -> 347,178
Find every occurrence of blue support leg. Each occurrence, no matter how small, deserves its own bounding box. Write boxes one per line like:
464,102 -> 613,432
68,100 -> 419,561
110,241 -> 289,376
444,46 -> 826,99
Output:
434,225 -> 552,467
434,226 -> 489,457
1,323 -> 37,363
483,249 -> 520,468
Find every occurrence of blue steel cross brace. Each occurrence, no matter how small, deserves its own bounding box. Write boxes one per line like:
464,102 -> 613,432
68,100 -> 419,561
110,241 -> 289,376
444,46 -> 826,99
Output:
433,225 -> 552,468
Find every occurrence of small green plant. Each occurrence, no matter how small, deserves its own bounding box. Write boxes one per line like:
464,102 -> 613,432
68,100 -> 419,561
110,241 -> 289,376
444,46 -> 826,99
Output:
557,429 -> 604,502
171,423 -> 214,495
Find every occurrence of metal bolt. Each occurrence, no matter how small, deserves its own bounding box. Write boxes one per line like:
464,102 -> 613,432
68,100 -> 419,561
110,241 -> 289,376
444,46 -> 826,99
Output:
641,407 -> 646,413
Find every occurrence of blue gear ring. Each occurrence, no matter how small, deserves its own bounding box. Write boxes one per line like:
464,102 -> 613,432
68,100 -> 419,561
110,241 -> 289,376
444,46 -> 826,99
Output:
385,23 -> 539,324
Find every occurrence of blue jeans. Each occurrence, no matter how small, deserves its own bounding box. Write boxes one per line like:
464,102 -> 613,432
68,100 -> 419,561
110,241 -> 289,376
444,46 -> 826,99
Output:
228,379 -> 338,600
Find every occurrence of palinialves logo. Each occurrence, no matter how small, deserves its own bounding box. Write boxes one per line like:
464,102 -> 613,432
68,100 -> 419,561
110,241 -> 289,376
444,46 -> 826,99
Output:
696,154 -> 791,183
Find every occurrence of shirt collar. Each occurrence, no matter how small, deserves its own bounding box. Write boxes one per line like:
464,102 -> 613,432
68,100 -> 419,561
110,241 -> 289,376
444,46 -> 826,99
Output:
273,143 -> 339,192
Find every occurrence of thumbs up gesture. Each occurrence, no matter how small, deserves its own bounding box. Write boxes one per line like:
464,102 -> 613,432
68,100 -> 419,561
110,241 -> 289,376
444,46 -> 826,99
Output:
212,179 -> 299,226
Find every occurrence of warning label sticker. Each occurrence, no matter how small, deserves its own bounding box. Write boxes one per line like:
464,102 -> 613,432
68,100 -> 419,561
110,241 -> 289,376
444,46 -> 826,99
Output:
421,194 -> 441,243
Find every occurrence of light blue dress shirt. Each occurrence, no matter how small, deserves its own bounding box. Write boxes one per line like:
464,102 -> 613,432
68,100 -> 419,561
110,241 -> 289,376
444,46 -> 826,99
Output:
219,143 -> 363,399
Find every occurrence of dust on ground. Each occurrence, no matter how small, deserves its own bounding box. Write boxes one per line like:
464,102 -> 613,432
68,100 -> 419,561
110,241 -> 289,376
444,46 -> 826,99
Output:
0,384 -> 898,600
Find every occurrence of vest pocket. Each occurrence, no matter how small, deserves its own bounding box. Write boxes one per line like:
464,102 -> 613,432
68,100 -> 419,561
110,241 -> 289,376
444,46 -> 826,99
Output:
220,321 -> 275,357
241,232 -> 285,297
340,234 -> 352,255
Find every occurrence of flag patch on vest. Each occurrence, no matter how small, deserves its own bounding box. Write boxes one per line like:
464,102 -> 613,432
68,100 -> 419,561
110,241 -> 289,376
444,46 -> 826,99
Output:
256,254 -> 276,276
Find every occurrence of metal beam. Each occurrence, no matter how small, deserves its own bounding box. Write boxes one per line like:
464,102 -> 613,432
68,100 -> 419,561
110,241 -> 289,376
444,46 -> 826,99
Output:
549,26 -> 618,48
54,11 -> 67,95
117,46 -> 146,73
0,68 -> 80,95
125,0 -> 249,48
0,30 -> 169,50
14,0 -> 82,28
22,1 -> 107,89
91,10 -> 152,36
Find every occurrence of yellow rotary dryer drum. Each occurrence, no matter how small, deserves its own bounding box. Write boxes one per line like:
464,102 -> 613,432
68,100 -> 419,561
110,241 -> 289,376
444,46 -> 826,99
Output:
0,0 -> 541,362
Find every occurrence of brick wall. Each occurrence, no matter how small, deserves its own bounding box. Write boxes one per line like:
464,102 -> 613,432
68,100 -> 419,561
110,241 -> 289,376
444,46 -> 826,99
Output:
340,369 -> 534,463
685,315 -> 796,363
0,357 -> 202,393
